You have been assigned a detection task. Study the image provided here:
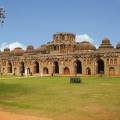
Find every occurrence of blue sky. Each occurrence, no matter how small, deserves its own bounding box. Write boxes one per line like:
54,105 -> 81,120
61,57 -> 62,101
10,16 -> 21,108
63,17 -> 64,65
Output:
0,0 -> 120,50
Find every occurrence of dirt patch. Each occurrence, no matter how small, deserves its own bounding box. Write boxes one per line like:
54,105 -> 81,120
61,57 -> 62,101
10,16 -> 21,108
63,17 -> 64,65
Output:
83,104 -> 120,120
0,111 -> 51,120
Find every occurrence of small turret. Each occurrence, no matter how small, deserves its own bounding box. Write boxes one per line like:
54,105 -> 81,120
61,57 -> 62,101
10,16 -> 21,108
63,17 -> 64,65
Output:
99,37 -> 113,49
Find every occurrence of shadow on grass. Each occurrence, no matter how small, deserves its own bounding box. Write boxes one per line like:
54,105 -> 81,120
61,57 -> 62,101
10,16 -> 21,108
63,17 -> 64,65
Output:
0,83 -> 32,109
0,83 -> 28,94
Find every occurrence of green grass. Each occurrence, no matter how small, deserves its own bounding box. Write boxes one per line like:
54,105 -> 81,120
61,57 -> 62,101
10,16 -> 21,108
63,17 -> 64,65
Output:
0,76 -> 120,120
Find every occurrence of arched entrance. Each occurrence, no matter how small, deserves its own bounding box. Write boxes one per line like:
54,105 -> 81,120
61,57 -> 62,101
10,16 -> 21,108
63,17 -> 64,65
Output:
64,67 -> 70,74
27,68 -> 31,74
13,68 -> 16,75
97,59 -> 104,74
109,67 -> 115,76
43,67 -> 49,74
86,67 -> 91,75
20,62 -> 25,73
54,61 -> 59,74
34,61 -> 39,73
7,62 -> 12,73
75,60 -> 82,74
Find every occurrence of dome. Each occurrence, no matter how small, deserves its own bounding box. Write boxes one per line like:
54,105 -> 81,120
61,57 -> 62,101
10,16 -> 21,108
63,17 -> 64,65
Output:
102,37 -> 110,44
116,42 -> 120,49
2,48 -> 10,55
26,45 -> 34,52
4,48 -> 10,52
27,45 -> 34,50
77,41 -> 96,50
14,47 -> 24,56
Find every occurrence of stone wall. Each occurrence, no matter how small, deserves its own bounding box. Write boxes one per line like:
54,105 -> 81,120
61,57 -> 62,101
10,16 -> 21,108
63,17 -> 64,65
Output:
0,32 -> 120,76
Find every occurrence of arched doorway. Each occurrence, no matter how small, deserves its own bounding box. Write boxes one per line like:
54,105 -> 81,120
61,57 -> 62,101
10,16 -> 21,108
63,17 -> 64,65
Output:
97,59 -> 104,74
109,67 -> 115,76
7,62 -> 12,73
64,67 -> 70,74
43,67 -> 49,74
13,68 -> 16,75
54,61 -> 59,74
20,62 -> 25,73
75,60 -> 82,74
34,61 -> 39,73
86,67 -> 91,75
27,68 -> 31,74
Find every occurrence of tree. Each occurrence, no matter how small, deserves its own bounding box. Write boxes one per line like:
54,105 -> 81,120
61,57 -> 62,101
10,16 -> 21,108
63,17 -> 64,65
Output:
0,7 -> 6,24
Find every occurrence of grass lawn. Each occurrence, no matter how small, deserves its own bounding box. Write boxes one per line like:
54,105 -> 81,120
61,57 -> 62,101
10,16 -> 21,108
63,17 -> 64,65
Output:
0,76 -> 120,120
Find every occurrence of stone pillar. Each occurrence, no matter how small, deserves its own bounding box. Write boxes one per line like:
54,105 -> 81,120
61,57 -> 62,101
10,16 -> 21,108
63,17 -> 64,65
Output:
48,62 -> 53,76
59,61 -> 64,75
81,60 -> 86,75
70,62 -> 75,76
104,59 -> 108,76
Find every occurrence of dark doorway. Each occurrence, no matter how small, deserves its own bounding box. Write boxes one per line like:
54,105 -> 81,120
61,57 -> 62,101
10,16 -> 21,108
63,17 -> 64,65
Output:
86,67 -> 91,75
13,68 -> 16,75
76,60 -> 82,74
20,62 -> 25,73
97,59 -> 104,74
27,68 -> 31,74
34,61 -> 39,73
43,67 -> 49,74
8,62 -> 12,73
64,67 -> 70,74
54,61 -> 59,74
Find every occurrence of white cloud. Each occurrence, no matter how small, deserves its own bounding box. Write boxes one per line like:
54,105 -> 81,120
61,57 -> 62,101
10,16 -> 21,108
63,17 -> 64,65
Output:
0,42 -> 26,51
75,34 -> 98,48
75,34 -> 93,43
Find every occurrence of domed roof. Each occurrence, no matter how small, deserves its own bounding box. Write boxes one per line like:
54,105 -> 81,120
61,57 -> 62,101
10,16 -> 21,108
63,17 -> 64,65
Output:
99,37 -> 113,49
26,45 -> 34,52
116,42 -> 120,49
27,45 -> 34,50
77,41 -> 96,50
14,47 -> 24,56
4,48 -> 10,52
2,48 -> 10,55
102,37 -> 110,44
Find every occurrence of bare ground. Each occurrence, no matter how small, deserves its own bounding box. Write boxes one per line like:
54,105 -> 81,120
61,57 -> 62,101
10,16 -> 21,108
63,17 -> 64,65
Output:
0,111 -> 51,120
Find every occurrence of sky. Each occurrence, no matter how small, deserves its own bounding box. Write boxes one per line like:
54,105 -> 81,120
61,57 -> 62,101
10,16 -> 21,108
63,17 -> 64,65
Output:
0,0 -> 120,50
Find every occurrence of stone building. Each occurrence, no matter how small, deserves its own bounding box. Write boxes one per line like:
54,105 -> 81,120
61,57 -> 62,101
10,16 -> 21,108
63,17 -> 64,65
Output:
0,32 -> 120,76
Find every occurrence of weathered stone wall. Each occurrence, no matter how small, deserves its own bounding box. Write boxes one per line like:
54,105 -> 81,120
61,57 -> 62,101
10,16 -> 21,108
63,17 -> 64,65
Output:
0,32 -> 120,76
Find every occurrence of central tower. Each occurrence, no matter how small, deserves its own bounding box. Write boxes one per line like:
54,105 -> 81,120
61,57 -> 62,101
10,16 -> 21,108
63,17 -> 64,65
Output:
53,32 -> 75,43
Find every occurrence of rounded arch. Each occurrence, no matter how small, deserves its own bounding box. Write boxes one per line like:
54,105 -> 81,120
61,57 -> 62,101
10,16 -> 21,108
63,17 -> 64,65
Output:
20,62 -> 25,73
64,67 -> 70,75
27,68 -> 31,74
86,67 -> 91,75
54,61 -> 59,74
109,67 -> 115,76
13,68 -> 16,75
110,59 -> 113,65
7,62 -> 12,73
75,60 -> 82,74
97,59 -> 104,74
34,61 -> 39,73
43,67 -> 49,74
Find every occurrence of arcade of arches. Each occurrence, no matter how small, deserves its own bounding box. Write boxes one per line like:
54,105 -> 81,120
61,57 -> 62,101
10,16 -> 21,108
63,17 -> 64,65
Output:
0,32 -> 120,76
